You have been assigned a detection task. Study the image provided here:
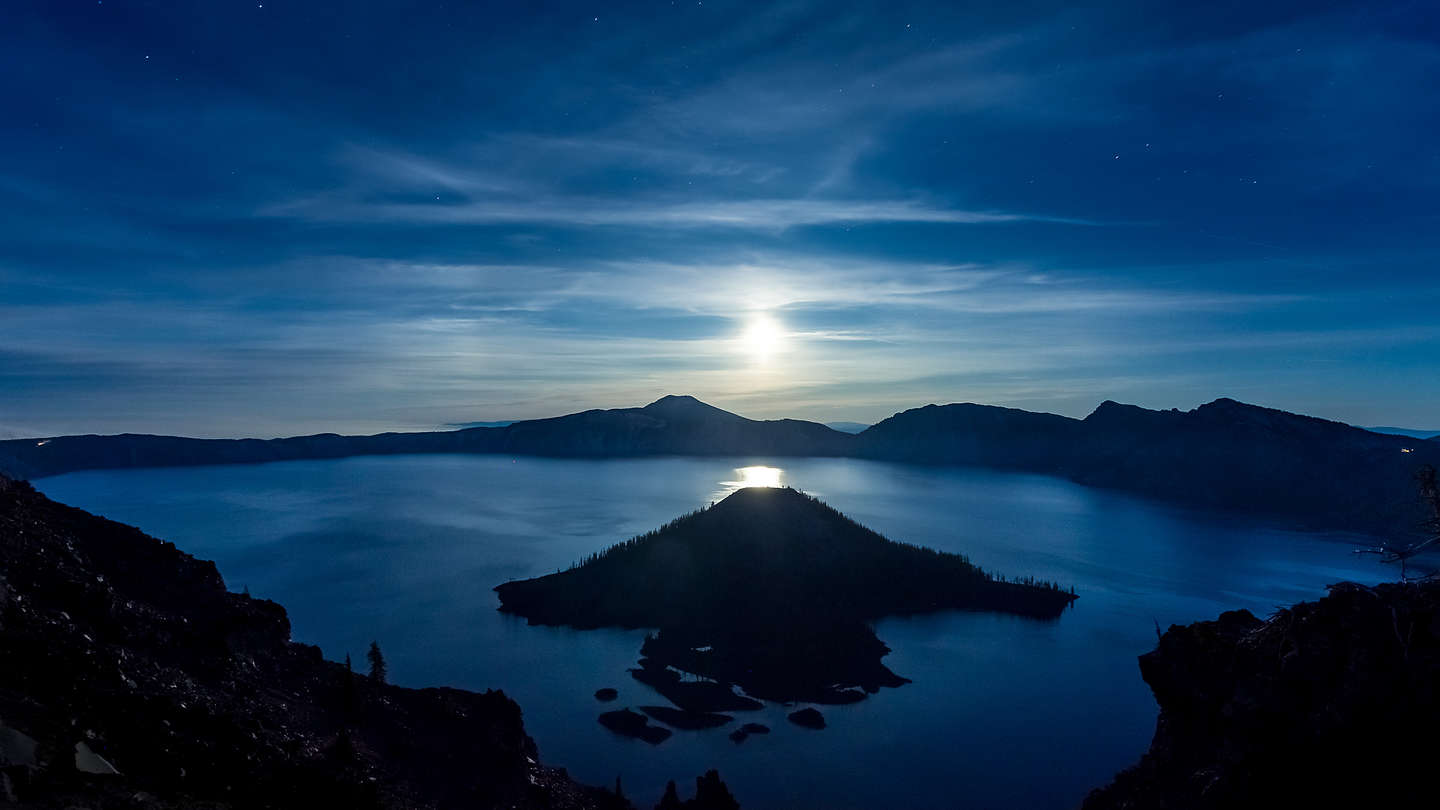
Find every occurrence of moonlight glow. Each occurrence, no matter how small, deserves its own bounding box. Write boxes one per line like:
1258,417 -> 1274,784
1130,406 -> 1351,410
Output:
739,315 -> 785,363
714,465 -> 786,499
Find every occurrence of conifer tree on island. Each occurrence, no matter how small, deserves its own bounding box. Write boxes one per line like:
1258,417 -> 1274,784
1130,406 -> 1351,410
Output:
367,640 -> 387,684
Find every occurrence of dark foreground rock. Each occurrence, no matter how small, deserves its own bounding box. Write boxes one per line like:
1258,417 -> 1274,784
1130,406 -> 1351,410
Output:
1084,580 -> 1440,809
0,472 -> 733,809
786,708 -> 825,730
654,770 -> 740,810
597,709 -> 671,745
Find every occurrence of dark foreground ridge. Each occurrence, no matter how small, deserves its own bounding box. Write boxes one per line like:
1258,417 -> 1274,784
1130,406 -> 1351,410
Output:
4,394 -> 1437,538
496,487 -> 1074,708
0,472 -> 731,809
1084,580 -> 1440,809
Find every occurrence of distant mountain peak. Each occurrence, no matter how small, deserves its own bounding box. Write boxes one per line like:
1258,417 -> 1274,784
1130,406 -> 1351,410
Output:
646,394 -> 704,407
1192,397 -> 1356,432
1083,400 -> 1168,422
640,394 -> 741,420
1194,396 -> 1257,413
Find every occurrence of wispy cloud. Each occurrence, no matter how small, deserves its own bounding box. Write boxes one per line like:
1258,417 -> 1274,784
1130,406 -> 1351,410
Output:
263,192 -> 1087,229
7,1 -> 1440,435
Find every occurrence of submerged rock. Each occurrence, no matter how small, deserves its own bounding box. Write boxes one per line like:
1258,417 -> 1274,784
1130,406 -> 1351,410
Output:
1084,580 -> 1440,809
594,687 -> 619,702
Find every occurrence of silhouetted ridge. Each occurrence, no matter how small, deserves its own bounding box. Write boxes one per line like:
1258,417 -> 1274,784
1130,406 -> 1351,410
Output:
496,487 -> 1074,704
5,394 -> 1437,536
854,402 -> 1079,470
1082,400 -> 1183,429
1066,397 -> 1436,534
640,395 -> 741,421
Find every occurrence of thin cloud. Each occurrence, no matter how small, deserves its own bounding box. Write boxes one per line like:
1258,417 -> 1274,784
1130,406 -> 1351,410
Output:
263,191 -> 1093,230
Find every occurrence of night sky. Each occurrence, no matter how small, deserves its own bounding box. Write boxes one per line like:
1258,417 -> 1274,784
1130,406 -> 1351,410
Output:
3,0 -> 1438,437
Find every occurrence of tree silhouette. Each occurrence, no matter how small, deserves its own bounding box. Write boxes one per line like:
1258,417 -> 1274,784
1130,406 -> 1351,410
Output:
655,781 -> 682,810
653,771 -> 739,810
1356,465 -> 1440,581
343,653 -> 357,720
367,641 -> 387,684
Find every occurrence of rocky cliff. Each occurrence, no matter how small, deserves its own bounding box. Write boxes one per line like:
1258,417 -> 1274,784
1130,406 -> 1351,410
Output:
0,471 -> 630,809
1084,580 -> 1440,809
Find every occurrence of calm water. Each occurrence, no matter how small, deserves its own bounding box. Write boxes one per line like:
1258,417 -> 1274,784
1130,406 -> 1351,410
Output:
36,456 -> 1387,809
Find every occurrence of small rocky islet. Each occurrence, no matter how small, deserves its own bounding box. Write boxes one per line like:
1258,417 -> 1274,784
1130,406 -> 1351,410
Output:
727,723 -> 771,744
597,708 -> 672,745
786,708 -> 826,730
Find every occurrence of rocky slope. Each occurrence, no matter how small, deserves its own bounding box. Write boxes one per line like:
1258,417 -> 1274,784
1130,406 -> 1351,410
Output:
1083,580 -> 1440,809
0,471 -> 632,809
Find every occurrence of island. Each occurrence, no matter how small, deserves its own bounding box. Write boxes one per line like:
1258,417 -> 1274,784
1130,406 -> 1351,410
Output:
496,486 -> 1076,714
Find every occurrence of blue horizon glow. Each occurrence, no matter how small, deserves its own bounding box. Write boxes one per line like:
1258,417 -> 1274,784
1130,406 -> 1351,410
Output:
3,1 -> 1438,438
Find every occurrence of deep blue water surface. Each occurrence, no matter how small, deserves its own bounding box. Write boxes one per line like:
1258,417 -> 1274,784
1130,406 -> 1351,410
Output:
36,456 -> 1387,809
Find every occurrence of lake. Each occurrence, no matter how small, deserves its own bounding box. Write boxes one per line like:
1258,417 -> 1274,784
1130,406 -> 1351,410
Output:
35,455 -> 1388,809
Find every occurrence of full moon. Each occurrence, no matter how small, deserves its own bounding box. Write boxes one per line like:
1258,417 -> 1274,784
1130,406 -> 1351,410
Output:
740,315 -> 784,362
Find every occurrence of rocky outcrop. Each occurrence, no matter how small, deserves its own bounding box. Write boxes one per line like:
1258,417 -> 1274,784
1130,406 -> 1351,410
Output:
0,472 -> 626,809
785,708 -> 825,730
1084,580 -> 1440,809
653,771 -> 739,810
